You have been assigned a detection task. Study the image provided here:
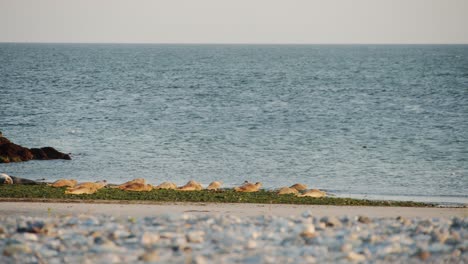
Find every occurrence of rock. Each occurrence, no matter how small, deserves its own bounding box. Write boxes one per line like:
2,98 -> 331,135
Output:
246,239 -> 257,249
347,251 -> 366,262
341,243 -> 353,252
23,233 -> 39,241
3,243 -> 32,256
0,142 -> 33,162
320,216 -> 342,228
300,225 -> 317,238
193,255 -> 208,264
31,147 -> 71,160
186,231 -> 204,243
17,221 -> 51,234
139,250 -> 159,262
358,216 -> 371,224
418,250 -> 431,261
0,136 -> 70,163
141,232 -> 160,246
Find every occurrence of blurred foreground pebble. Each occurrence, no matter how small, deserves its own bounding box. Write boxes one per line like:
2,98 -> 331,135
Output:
0,212 -> 466,263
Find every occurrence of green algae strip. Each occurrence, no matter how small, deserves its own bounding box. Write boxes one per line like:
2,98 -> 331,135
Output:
0,185 -> 433,207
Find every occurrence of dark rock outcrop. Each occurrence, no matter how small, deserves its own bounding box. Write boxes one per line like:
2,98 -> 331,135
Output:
0,135 -> 71,163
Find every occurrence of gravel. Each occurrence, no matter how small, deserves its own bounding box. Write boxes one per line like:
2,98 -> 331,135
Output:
0,212 -> 466,263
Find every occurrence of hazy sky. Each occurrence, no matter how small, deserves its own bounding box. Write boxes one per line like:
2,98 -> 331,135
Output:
1,0 -> 467,44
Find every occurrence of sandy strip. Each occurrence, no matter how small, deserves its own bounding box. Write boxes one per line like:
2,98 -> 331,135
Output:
0,201 -> 467,218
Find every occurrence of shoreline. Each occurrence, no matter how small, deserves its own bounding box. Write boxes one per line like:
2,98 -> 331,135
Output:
1,200 -> 466,218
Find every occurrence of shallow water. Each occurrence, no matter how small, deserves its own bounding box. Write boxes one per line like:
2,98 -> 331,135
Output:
1,44 -> 467,203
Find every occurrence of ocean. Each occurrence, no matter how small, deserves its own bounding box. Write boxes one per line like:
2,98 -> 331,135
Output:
1,44 -> 467,203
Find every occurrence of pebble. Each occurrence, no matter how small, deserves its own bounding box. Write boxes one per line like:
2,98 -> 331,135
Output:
358,216 -> 371,224
320,216 -> 342,228
139,250 -> 159,262
141,232 -> 160,246
347,251 -> 366,262
299,225 -> 316,238
187,231 -> 205,243
0,214 -> 465,263
418,250 -> 431,260
3,243 -> 32,256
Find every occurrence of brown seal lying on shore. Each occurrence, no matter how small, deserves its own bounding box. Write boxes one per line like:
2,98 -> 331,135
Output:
113,178 -> 146,189
65,180 -> 107,195
234,182 -> 262,192
207,181 -> 222,190
49,179 -> 77,188
277,187 -> 299,195
177,180 -> 203,191
119,182 -> 153,192
154,182 -> 178,190
290,183 -> 308,191
65,186 -> 100,195
296,189 -> 326,198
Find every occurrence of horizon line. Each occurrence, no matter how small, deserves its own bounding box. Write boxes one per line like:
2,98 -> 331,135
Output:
1,41 -> 467,45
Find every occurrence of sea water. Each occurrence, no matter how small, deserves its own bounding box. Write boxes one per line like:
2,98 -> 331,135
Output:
1,44 -> 467,203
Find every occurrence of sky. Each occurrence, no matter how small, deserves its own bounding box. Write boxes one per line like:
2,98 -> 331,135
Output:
0,0 -> 467,44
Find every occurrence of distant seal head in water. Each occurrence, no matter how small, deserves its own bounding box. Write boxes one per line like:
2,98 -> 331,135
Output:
0,173 -> 13,184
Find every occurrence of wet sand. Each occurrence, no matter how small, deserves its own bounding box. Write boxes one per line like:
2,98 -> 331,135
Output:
0,201 -> 466,218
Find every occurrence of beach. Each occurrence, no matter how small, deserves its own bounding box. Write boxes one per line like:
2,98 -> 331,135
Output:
1,201 -> 467,263
0,201 -> 467,218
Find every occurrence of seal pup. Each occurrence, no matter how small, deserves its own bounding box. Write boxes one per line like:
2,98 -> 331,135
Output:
49,179 -> 77,188
296,189 -> 326,198
120,182 -> 153,192
290,183 -> 308,191
277,187 -> 299,195
234,182 -> 262,192
154,182 -> 178,190
177,180 -> 203,191
0,173 -> 13,184
206,181 -> 222,190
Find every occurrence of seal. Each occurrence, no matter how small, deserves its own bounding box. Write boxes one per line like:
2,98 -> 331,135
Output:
71,180 -> 107,189
277,187 -> 299,195
65,186 -> 99,195
114,178 -> 146,189
49,179 -> 77,188
207,181 -> 222,190
177,180 -> 203,191
65,180 -> 107,195
296,189 -> 326,198
0,173 -> 13,184
120,182 -> 153,192
234,182 -> 262,192
290,183 -> 307,191
154,182 -> 178,190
